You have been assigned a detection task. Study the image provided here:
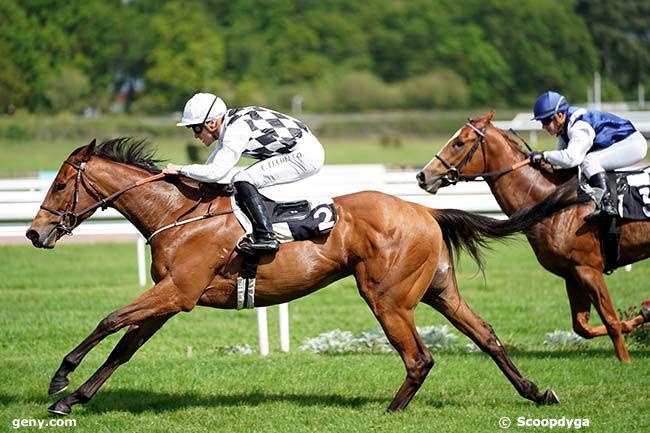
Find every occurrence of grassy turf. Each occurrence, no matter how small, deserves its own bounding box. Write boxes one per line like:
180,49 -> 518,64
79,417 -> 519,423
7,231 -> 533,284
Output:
1,239 -> 649,432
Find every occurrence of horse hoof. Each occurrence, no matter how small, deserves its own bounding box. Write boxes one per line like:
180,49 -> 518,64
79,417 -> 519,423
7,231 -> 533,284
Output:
641,303 -> 650,322
48,399 -> 72,416
541,389 -> 560,405
48,377 -> 69,395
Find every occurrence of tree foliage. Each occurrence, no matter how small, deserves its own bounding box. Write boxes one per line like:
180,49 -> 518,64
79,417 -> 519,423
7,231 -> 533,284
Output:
0,0 -> 645,113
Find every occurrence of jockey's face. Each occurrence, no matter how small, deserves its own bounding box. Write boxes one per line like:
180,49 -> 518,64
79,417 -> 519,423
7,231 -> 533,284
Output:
541,112 -> 566,137
192,117 -> 223,146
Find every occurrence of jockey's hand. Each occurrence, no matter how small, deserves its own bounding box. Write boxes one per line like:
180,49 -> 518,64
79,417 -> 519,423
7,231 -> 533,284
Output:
163,163 -> 183,175
527,151 -> 545,168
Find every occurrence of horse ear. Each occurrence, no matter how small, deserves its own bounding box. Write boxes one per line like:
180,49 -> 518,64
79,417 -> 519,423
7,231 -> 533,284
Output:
485,110 -> 495,123
69,139 -> 97,159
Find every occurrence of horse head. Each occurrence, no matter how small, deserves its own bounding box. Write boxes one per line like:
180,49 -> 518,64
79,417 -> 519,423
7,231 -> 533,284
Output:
26,139 -> 103,248
416,111 -> 501,194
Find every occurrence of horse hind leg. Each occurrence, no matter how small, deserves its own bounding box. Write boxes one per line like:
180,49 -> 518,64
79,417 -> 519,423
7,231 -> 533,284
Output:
422,279 -> 559,406
48,314 -> 173,416
566,279 -> 648,339
571,266 -> 631,363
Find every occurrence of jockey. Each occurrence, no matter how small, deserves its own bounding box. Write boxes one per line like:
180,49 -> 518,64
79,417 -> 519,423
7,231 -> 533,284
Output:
528,90 -> 648,221
164,93 -> 325,253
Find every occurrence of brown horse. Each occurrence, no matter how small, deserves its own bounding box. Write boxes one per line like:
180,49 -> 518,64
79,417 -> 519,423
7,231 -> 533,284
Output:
416,111 -> 650,364
27,138 -> 571,416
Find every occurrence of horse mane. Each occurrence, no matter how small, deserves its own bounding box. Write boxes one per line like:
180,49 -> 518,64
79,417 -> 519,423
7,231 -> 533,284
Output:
488,122 -> 577,185
93,137 -> 163,173
92,137 -> 233,197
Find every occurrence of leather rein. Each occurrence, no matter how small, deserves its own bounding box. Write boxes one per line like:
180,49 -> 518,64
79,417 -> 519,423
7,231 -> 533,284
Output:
40,159 -> 234,242
433,123 -> 530,185
39,159 -> 166,235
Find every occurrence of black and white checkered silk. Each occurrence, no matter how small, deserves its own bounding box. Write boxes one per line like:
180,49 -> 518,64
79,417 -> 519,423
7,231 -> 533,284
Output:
223,107 -> 310,159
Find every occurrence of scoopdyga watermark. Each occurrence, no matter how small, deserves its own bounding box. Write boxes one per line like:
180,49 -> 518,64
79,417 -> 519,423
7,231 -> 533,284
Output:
499,416 -> 590,429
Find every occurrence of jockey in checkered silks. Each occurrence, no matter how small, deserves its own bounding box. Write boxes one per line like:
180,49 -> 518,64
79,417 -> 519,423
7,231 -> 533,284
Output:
164,93 -> 325,253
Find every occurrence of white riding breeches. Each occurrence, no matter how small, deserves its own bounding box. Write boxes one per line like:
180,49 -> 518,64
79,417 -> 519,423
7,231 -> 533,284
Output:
232,134 -> 325,189
582,131 -> 648,178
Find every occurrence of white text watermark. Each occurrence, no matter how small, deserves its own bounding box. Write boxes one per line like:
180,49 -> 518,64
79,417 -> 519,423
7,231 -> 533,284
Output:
499,416 -> 590,429
12,419 -> 77,430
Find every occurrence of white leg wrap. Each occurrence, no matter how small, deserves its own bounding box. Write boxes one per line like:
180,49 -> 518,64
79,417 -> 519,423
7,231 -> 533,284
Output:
236,276 -> 256,310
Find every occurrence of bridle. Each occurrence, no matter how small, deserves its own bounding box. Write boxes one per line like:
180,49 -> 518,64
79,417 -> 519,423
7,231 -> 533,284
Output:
433,122 -> 530,185
39,158 -> 166,235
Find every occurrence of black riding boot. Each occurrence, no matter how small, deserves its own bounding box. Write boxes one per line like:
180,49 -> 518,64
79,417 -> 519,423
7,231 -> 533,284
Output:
584,172 -> 617,222
234,181 -> 280,253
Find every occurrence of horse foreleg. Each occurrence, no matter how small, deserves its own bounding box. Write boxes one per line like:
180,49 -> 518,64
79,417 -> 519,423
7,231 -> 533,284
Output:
423,286 -> 559,406
48,314 -> 173,416
375,307 -> 434,412
572,266 -> 631,363
49,277 -> 193,395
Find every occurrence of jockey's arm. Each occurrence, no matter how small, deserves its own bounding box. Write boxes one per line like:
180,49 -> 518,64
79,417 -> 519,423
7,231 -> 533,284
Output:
543,120 -> 595,169
180,123 -> 249,183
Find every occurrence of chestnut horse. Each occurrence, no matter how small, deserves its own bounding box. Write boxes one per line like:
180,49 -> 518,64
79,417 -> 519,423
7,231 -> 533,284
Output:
28,138 -> 570,416
416,111 -> 650,363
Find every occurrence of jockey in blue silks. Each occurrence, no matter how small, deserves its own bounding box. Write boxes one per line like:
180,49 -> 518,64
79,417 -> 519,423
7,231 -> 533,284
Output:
528,90 -> 648,221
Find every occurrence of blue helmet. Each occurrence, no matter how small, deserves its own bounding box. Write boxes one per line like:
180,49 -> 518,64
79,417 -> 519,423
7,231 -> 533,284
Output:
532,91 -> 569,121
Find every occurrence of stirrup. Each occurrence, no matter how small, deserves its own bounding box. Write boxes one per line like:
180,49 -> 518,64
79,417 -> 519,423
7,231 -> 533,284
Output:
236,236 -> 279,254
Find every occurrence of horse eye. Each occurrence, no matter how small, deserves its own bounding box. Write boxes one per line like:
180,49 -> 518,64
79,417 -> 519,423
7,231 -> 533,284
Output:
453,139 -> 465,148
56,182 -> 67,191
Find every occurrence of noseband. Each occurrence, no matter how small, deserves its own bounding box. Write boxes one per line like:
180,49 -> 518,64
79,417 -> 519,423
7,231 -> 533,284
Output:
39,159 -> 166,235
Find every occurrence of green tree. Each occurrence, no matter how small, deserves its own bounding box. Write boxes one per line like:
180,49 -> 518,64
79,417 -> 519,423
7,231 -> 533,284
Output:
0,40 -> 30,111
576,0 -> 650,97
0,0 -> 50,109
146,1 -> 227,108
471,0 -> 598,104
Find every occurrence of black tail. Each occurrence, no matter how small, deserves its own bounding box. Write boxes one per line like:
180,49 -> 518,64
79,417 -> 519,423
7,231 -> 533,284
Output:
431,181 -> 589,271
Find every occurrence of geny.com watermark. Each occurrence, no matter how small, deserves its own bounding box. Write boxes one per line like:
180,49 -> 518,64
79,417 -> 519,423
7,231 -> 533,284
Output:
499,416 -> 590,429
12,419 -> 77,429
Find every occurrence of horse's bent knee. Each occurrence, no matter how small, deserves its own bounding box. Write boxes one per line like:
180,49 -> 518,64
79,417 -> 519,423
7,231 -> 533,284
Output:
97,315 -> 118,334
407,352 -> 434,383
572,323 -> 594,339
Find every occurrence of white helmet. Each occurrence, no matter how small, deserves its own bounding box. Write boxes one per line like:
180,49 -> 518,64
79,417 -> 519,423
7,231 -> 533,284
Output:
176,93 -> 227,126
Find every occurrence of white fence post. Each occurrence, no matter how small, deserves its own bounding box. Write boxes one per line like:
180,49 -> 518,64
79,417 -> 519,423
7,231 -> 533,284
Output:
279,303 -> 290,352
256,307 -> 269,356
136,235 -> 147,287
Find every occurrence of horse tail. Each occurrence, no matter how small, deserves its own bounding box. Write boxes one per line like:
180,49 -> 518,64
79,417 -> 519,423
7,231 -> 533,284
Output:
431,181 -> 589,271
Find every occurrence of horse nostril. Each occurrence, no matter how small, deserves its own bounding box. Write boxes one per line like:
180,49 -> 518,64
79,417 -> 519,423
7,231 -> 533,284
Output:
25,229 -> 39,241
416,171 -> 425,183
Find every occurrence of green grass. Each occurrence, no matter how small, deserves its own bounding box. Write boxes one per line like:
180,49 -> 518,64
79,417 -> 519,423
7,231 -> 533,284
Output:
1,239 -> 649,432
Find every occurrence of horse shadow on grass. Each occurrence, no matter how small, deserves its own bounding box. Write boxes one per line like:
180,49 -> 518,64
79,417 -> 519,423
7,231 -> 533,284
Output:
81,389 -> 388,415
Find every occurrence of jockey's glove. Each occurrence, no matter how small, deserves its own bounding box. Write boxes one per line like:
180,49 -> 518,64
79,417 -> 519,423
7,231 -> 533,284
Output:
527,151 -> 545,168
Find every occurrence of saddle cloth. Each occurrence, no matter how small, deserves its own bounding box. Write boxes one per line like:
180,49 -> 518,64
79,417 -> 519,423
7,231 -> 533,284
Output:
231,195 -> 337,242
579,166 -> 650,221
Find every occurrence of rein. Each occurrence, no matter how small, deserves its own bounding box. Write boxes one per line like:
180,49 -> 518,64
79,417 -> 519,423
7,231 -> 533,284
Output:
39,159 -> 163,234
433,123 -> 530,184
40,158 -> 234,241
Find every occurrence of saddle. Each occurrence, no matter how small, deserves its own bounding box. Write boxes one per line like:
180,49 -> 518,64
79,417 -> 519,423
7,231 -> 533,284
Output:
232,195 -> 338,310
232,194 -> 337,243
579,166 -> 650,274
